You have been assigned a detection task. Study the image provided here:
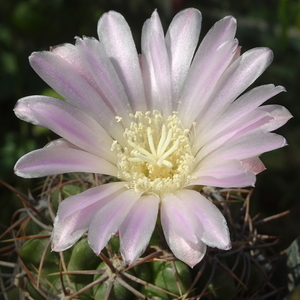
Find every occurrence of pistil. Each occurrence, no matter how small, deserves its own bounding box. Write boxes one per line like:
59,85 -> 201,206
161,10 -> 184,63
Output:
128,123 -> 179,168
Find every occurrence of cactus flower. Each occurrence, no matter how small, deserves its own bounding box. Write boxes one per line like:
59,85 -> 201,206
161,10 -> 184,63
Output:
14,8 -> 292,267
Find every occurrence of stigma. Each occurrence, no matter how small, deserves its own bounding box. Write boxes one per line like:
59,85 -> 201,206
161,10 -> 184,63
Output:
127,124 -> 180,168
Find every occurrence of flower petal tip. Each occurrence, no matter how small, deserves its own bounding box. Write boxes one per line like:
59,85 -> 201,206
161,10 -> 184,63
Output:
223,242 -> 232,251
14,169 -> 23,178
51,241 -> 74,252
280,85 -> 287,93
51,239 -> 70,252
120,250 -> 136,266
185,255 -> 205,268
51,245 -> 60,252
88,244 -> 101,256
121,255 -> 135,267
283,139 -> 288,147
28,51 -> 42,65
224,15 -> 237,24
14,163 -> 30,179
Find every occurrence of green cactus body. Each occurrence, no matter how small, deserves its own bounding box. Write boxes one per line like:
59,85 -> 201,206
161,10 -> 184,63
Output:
140,260 -> 192,299
19,232 -> 59,268
67,238 -> 101,283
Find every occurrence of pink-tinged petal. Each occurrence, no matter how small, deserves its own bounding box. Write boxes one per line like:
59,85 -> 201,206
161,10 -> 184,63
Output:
165,8 -> 202,102
190,170 -> 256,188
141,10 -> 172,115
178,16 -> 238,126
52,182 -> 126,251
51,43 -> 129,140
14,147 -> 117,178
224,85 -> 286,125
29,52 -> 125,142
225,110 -> 286,140
119,194 -> 159,265
202,132 -> 287,165
76,37 -> 132,128
192,152 -> 258,187
230,45 -> 242,63
257,104 -> 293,131
14,96 -> 117,163
45,138 -> 79,150
51,42 -> 131,137
194,101 -> 290,162
194,109 -> 274,160
161,214 -> 206,267
199,15 -> 237,51
207,105 -> 292,149
177,190 -> 231,250
52,215 -> 88,251
88,189 -> 142,254
194,159 -> 250,178
51,43 -> 99,92
197,48 -> 273,128
57,182 -> 126,220
161,193 -> 199,244
241,157 -> 266,174
97,11 -> 147,112
195,85 -> 285,148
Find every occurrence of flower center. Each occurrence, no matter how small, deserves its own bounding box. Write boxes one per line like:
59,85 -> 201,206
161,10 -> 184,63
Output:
113,111 -> 195,195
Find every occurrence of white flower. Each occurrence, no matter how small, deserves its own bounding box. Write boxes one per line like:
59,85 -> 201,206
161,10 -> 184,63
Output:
14,9 -> 292,267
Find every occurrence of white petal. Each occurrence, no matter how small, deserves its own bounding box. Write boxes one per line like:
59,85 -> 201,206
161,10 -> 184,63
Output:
119,194 -> 159,265
177,189 -> 231,250
241,157 -> 266,174
14,147 -> 117,178
194,84 -> 286,149
52,183 -> 126,251
161,193 -> 199,244
141,10 -> 172,115
178,16 -> 238,127
45,138 -> 78,149
52,214 -> 88,251
194,159 -> 250,178
14,96 -> 117,163
196,47 -> 273,128
194,109 -> 276,161
203,132 -> 287,163
76,37 -> 132,128
161,213 -> 206,268
257,104 -> 293,131
51,42 -> 100,93
29,51 -> 125,142
189,171 -> 256,188
57,182 -> 126,220
88,189 -> 141,254
97,11 -> 147,112
192,158 -> 257,187
165,8 -> 202,102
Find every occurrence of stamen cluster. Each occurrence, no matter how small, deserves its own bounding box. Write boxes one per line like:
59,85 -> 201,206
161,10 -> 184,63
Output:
115,111 -> 195,195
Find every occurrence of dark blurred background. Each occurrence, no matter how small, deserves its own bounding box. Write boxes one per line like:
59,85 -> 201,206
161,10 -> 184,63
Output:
0,0 -> 299,250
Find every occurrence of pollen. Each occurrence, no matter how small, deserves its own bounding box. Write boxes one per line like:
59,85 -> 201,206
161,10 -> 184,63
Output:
114,111 -> 195,195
